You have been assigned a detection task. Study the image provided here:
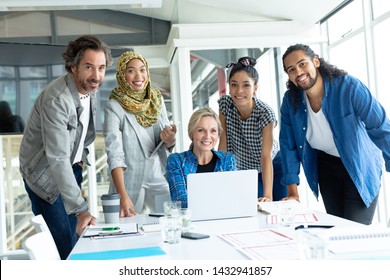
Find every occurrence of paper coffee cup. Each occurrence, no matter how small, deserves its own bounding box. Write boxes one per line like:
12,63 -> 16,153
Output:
101,193 -> 120,223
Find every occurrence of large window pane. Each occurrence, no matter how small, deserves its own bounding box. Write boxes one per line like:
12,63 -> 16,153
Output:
19,80 -> 48,121
51,65 -> 66,78
374,18 -> 390,111
0,66 -> 15,78
327,0 -> 363,44
0,81 -> 16,112
258,49 -> 279,121
329,34 -> 368,86
19,66 -> 47,78
372,0 -> 390,19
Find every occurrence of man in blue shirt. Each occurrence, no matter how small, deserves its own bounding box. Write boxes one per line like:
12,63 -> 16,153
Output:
279,44 -> 390,225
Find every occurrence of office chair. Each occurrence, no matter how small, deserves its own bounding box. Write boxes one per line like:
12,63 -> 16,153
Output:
22,231 -> 61,260
30,214 -> 50,233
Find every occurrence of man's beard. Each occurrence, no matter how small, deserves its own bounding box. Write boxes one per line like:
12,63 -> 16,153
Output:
77,70 -> 102,93
297,69 -> 319,91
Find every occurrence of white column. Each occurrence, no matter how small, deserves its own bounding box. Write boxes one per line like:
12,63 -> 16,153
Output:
87,142 -> 98,217
169,47 -> 193,151
0,136 -> 6,255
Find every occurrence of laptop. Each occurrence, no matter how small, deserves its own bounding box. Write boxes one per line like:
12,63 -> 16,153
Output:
187,170 -> 258,221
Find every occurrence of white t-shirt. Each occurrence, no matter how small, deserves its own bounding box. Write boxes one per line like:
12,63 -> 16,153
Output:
305,94 -> 340,157
73,93 -> 91,164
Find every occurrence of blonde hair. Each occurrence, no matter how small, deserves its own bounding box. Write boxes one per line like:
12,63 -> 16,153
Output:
188,107 -> 223,147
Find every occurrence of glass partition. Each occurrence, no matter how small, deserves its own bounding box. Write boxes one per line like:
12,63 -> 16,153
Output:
0,133 -> 110,255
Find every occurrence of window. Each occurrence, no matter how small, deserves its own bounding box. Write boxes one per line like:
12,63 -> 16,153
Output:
327,0 -> 363,43
324,0 -> 390,226
328,34 -> 368,86
372,0 -> 390,19
373,17 -> 390,109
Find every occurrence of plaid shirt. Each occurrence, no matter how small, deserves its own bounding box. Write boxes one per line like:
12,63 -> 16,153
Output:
166,149 -> 237,207
218,95 -> 279,172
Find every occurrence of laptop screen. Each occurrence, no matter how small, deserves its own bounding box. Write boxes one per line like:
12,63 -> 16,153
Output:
187,170 -> 258,221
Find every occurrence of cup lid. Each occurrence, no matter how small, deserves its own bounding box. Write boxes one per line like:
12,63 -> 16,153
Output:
101,193 -> 120,200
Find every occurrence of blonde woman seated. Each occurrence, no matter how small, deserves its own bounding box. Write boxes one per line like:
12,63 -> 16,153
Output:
166,107 -> 237,207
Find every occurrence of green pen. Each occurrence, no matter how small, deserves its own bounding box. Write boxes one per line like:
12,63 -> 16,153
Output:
102,227 -> 120,231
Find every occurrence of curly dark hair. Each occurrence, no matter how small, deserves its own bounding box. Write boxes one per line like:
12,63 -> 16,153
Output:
226,56 -> 259,85
62,35 -> 113,73
282,44 -> 347,113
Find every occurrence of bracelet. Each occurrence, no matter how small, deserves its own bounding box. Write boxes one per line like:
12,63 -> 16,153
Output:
167,143 -> 176,150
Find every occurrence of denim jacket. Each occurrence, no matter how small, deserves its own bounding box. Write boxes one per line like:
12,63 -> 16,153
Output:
279,75 -> 390,207
19,73 -> 96,214
166,149 -> 237,207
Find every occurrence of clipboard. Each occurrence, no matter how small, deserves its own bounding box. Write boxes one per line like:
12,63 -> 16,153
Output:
82,223 -> 139,238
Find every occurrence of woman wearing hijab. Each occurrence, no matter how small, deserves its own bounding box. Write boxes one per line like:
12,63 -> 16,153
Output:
104,51 -> 177,216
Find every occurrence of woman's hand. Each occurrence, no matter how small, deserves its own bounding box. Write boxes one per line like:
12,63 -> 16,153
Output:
161,124 -> 177,148
281,195 -> 300,202
280,184 -> 300,202
258,196 -> 272,203
120,194 -> 137,217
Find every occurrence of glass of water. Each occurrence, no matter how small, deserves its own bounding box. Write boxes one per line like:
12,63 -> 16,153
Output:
159,216 -> 182,244
297,230 -> 328,259
279,207 -> 295,227
180,208 -> 192,233
163,201 -> 181,217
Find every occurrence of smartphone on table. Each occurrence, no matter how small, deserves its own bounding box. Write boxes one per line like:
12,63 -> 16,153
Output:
181,232 -> 210,240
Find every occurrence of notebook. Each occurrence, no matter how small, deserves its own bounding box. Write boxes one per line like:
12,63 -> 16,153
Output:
187,169 -> 258,221
323,226 -> 390,255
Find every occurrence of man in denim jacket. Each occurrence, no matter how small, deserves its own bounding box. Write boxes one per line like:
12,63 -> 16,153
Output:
279,44 -> 390,225
19,35 -> 112,259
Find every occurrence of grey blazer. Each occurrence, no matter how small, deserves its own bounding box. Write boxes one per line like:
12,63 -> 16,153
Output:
103,98 -> 171,204
19,73 -> 96,214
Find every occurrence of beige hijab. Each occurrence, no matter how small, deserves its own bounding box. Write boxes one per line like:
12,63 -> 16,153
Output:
109,51 -> 162,127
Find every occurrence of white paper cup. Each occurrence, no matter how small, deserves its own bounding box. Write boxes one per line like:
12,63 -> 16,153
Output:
101,193 -> 120,224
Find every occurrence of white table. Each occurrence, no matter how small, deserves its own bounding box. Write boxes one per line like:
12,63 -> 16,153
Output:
68,210 -> 367,260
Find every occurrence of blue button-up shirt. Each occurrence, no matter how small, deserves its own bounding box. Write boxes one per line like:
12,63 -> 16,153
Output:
166,149 -> 237,207
279,75 -> 390,207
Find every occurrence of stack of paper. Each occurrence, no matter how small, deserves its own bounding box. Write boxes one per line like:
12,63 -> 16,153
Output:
218,229 -> 298,260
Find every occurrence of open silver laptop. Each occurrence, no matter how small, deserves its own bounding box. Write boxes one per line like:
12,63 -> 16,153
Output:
187,170 -> 258,221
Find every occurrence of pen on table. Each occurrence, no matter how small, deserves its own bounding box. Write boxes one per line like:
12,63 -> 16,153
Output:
295,225 -> 334,230
149,213 -> 165,217
90,232 -> 141,240
102,227 -> 120,231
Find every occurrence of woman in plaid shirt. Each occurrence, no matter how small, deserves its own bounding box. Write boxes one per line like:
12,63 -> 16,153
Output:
218,57 -> 287,202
